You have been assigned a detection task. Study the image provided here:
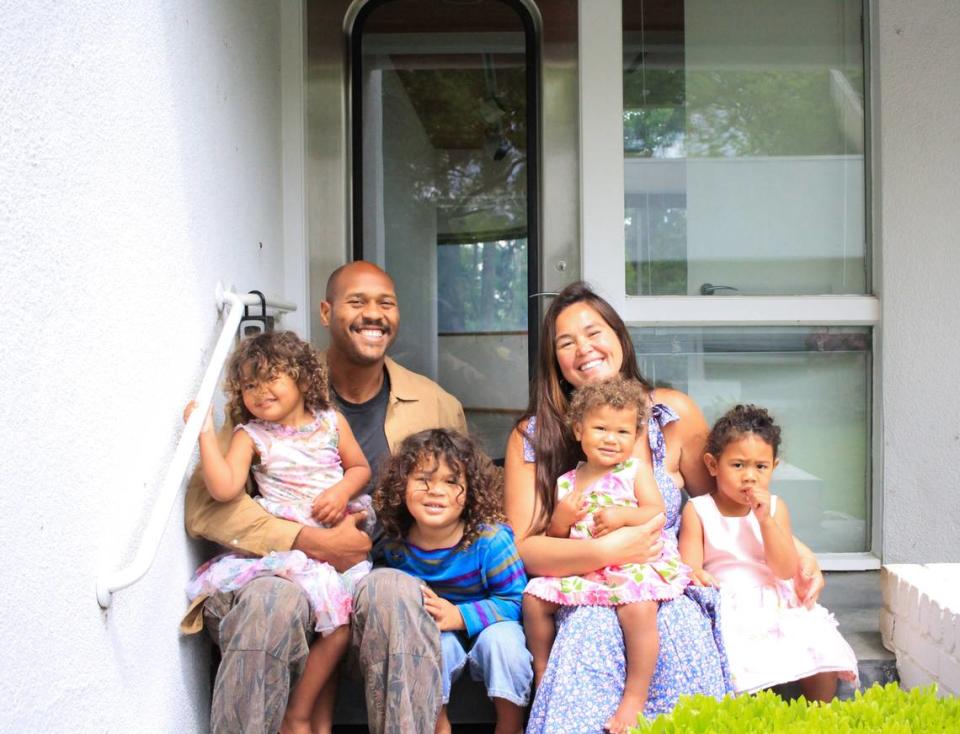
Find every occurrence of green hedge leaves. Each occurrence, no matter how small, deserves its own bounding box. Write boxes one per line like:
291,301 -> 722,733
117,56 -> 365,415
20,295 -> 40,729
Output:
633,685 -> 960,733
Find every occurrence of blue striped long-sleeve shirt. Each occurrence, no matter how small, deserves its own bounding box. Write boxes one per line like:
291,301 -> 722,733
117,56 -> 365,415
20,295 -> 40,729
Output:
380,523 -> 527,638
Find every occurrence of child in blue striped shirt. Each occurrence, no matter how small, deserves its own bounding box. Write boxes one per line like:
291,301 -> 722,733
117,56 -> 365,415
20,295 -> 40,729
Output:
373,429 -> 532,734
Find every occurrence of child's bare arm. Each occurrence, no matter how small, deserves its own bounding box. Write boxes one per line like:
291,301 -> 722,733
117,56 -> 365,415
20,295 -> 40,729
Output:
752,491 -> 799,580
312,413 -> 372,525
592,464 -> 665,537
678,502 -> 717,586
184,400 -> 255,502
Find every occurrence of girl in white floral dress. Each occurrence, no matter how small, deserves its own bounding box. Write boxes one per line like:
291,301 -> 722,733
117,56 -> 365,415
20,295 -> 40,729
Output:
183,331 -> 372,734
523,378 -> 692,733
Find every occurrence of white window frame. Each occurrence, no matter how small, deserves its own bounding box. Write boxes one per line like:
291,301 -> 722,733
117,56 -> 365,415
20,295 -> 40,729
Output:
578,0 -> 880,570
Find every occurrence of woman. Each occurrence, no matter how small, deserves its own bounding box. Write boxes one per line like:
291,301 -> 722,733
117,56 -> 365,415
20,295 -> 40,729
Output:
504,282 -> 824,732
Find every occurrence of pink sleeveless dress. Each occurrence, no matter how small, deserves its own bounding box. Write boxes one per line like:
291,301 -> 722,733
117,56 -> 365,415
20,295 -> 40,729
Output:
186,409 -> 371,636
690,494 -> 858,693
524,458 -> 691,606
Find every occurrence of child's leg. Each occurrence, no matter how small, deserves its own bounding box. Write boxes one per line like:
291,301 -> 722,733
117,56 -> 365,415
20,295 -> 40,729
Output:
604,601 -> 659,734
437,632 -> 467,734
434,706 -> 451,734
492,698 -> 525,734
466,621 -> 533,734
799,671 -> 838,702
309,676 -> 336,734
281,625 -> 350,734
522,594 -> 558,688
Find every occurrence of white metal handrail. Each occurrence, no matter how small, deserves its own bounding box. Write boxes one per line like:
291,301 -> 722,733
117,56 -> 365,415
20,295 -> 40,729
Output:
96,287 -> 297,608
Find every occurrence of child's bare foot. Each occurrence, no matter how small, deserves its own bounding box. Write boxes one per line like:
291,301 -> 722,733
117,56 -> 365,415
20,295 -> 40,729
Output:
603,694 -> 645,734
279,714 -> 312,734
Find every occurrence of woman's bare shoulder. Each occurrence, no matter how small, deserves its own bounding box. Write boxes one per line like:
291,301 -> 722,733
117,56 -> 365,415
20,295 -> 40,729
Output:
652,387 -> 701,418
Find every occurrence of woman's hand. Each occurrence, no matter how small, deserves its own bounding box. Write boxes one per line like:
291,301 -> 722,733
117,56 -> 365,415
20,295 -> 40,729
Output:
421,586 -> 465,631
600,513 -> 665,565
312,485 -> 349,525
794,553 -> 825,608
183,400 -> 215,434
690,567 -> 719,587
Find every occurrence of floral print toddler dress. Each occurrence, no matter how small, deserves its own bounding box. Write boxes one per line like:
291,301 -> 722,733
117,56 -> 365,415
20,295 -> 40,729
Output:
524,458 -> 691,606
186,409 -> 372,636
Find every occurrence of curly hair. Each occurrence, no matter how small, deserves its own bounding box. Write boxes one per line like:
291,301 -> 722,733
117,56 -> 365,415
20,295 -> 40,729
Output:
565,377 -> 648,431
706,404 -> 782,459
373,429 -> 504,548
224,331 -> 330,425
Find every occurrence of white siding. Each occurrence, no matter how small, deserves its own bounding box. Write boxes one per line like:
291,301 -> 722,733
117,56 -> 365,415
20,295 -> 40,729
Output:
876,0 -> 960,562
0,2 -> 290,730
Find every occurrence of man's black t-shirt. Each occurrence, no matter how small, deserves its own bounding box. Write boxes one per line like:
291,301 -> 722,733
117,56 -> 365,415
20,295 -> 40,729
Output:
332,372 -> 391,490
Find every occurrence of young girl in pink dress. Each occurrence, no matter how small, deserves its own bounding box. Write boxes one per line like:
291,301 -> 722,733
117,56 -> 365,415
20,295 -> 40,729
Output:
679,404 -> 858,700
183,331 -> 372,734
523,378 -> 692,733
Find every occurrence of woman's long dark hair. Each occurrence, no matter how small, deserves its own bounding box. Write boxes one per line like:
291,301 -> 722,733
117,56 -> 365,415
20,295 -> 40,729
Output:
521,282 -> 652,534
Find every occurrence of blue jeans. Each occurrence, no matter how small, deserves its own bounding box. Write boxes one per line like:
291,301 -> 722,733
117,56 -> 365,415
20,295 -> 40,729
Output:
440,621 -> 533,707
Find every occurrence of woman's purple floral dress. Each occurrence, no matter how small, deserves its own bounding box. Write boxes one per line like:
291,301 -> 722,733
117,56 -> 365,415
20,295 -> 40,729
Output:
524,404 -> 731,732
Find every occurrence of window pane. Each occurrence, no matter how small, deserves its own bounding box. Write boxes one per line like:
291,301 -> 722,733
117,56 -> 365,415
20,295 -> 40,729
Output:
623,0 -> 866,296
631,325 -> 871,552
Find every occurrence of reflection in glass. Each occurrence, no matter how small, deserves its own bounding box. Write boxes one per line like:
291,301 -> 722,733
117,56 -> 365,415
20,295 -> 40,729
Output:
631,325 -> 871,552
355,0 -> 532,456
623,0 -> 867,296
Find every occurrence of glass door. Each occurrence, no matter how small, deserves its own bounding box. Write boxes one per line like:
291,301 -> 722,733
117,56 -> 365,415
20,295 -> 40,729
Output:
351,0 -> 539,458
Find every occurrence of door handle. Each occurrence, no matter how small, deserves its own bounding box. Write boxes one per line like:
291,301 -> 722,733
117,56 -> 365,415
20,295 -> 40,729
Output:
699,283 -> 740,296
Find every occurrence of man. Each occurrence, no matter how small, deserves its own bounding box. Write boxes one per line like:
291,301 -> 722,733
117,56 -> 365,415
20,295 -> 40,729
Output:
183,261 -> 466,734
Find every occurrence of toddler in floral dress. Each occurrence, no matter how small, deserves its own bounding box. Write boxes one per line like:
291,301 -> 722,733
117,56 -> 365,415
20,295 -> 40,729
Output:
183,331 -> 373,734
523,378 -> 691,733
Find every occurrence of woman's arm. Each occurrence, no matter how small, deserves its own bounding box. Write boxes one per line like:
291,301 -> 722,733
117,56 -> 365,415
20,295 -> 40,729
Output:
656,389 -> 714,497
504,428 -> 664,576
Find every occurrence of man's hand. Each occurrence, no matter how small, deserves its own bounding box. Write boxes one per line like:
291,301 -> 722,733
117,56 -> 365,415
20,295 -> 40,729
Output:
421,586 -> 465,631
690,567 -> 719,587
293,511 -> 371,572
312,484 -> 349,526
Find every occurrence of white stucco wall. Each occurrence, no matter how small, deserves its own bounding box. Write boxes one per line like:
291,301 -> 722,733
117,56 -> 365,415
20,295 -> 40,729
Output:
876,0 -> 960,562
0,2 -> 291,730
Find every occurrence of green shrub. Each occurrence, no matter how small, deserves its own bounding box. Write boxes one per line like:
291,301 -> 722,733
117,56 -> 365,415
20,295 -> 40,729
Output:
632,684 -> 960,733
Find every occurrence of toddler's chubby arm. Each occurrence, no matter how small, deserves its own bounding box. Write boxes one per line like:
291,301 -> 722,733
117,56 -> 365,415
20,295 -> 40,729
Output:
311,412 -> 372,525
184,401 -> 255,502
592,463 -> 665,538
678,502 -> 718,587
545,482 -> 588,538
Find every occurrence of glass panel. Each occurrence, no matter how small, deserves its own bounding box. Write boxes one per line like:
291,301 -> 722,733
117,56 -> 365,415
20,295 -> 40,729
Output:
623,0 -> 866,296
357,0 -> 531,457
631,325 -> 870,552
